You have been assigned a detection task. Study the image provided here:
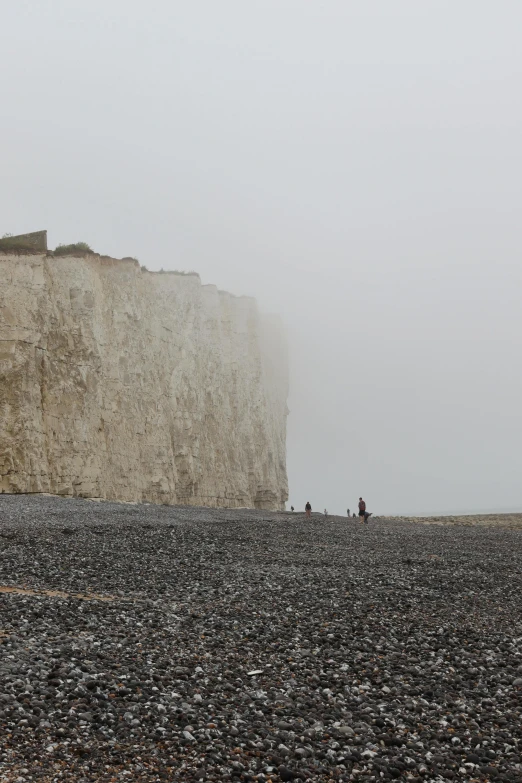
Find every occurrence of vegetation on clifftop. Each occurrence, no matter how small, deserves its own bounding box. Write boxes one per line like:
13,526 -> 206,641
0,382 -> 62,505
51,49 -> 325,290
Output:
54,242 -> 94,255
1,234 -> 199,277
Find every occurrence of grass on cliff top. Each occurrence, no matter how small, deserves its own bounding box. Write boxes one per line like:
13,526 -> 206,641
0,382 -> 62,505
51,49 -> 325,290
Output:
53,242 -> 94,255
0,237 -> 199,277
140,265 -> 199,276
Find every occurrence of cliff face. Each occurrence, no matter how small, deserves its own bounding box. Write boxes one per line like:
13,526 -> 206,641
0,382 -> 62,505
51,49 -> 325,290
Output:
0,253 -> 288,509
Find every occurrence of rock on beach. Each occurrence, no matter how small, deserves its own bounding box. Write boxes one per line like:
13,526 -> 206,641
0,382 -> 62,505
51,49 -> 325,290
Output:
0,495 -> 521,782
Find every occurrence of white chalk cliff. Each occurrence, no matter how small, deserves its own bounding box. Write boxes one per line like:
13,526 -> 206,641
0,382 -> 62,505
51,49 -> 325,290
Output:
0,253 -> 288,509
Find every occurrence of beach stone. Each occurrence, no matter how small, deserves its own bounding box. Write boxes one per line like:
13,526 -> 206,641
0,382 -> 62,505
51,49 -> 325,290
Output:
278,767 -> 296,781
0,495 -> 521,781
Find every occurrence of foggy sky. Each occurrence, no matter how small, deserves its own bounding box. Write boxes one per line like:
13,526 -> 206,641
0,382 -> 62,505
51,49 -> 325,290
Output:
2,1 -> 521,515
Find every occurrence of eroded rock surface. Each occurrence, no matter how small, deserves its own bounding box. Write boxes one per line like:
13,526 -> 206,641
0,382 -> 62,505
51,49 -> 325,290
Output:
0,253 -> 288,509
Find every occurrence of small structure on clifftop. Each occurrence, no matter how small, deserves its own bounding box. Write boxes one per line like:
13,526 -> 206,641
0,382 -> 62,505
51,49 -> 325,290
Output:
0,230 -> 47,252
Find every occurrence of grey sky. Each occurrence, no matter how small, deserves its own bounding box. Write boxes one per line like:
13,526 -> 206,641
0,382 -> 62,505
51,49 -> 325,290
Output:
2,1 -> 522,514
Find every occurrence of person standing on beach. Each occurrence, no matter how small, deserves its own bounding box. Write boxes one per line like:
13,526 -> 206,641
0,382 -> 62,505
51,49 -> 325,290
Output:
358,497 -> 366,522
305,501 -> 312,518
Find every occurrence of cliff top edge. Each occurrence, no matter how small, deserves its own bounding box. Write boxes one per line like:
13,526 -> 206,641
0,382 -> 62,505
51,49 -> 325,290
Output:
0,251 -> 262,302
0,248 -> 199,275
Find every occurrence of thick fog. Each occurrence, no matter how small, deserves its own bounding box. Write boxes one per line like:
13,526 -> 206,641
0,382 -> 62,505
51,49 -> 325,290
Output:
2,1 -> 521,515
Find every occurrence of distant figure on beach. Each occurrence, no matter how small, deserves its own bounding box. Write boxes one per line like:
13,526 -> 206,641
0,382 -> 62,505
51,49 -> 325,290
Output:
291,506 -> 294,512
305,501 -> 312,518
353,512 -> 356,518
359,497 -> 372,524
324,509 -> 328,518
347,508 -> 350,517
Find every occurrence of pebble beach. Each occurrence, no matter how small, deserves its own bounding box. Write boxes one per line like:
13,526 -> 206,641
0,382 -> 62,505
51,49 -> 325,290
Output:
385,514 -> 522,530
0,496 -> 521,782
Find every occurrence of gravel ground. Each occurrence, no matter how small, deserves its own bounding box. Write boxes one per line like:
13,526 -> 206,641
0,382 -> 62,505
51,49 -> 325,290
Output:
0,496 -> 521,783
384,515 -> 522,530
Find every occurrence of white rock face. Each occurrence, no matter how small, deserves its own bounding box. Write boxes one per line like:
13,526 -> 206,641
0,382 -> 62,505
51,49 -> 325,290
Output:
0,253 -> 288,509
